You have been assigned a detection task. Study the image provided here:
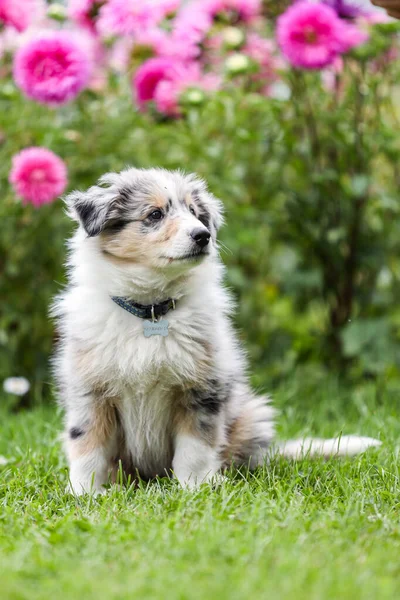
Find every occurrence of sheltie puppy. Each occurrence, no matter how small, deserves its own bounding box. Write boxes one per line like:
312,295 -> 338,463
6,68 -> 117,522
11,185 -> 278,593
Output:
52,168 -> 380,494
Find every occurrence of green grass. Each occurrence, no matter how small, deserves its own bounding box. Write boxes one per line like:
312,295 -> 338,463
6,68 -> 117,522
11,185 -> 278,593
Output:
1,376 -> 400,600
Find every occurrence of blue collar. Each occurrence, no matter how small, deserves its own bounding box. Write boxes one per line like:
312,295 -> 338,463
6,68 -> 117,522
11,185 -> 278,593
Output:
111,296 -> 176,320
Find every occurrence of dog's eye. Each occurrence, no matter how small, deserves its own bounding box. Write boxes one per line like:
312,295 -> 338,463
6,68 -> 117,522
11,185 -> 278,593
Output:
148,209 -> 163,221
189,206 -> 196,216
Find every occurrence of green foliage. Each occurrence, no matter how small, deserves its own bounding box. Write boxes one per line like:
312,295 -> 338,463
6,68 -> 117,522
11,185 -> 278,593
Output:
2,26 -> 400,402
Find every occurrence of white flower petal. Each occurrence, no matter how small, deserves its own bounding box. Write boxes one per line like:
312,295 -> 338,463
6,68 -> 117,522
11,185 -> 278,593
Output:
3,377 -> 30,396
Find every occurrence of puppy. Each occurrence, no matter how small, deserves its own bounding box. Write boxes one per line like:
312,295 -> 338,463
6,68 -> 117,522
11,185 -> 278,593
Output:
52,168 -> 380,494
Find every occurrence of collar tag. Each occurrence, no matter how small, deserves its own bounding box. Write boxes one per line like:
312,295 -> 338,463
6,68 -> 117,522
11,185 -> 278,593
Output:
143,319 -> 169,338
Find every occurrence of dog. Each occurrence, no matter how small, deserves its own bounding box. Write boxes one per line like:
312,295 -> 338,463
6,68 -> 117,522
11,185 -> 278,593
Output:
52,168 -> 380,495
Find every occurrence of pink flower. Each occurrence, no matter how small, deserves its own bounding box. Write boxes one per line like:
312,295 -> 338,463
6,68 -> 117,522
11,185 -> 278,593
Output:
133,57 -> 219,116
9,147 -> 67,207
245,33 -> 283,72
244,33 -> 283,92
202,0 -> 261,22
155,67 -> 220,116
0,0 -> 45,32
336,21 -> 368,52
68,0 -> 102,30
108,28 -> 198,73
277,1 -> 366,70
13,31 -> 92,106
98,0 -> 163,37
133,57 -> 184,108
173,4 -> 213,47
157,0 -> 180,18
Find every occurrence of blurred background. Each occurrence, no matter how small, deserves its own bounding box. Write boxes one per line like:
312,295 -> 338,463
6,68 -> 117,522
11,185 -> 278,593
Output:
1,0 -> 400,409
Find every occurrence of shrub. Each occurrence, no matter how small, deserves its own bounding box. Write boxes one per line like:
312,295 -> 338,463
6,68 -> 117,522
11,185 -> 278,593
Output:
1,1 -> 400,404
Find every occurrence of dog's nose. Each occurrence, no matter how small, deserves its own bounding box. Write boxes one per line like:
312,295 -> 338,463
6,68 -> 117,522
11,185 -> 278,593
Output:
190,228 -> 210,248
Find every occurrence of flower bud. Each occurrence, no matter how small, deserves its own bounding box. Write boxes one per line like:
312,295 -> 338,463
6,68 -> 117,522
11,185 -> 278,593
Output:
225,53 -> 251,76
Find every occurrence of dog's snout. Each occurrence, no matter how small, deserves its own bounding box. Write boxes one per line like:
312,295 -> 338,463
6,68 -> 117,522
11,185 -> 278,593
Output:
190,228 -> 210,249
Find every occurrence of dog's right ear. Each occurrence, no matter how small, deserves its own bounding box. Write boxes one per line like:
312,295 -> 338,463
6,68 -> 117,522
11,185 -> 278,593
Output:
65,186 -> 115,237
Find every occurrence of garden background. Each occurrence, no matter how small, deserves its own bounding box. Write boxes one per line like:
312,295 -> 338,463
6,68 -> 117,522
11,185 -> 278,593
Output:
1,1 -> 400,599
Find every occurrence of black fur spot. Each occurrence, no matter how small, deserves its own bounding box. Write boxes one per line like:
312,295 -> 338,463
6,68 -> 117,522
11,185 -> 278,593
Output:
69,427 -> 84,439
190,380 -> 228,415
102,218 -> 131,235
75,199 -> 106,237
75,200 -> 94,226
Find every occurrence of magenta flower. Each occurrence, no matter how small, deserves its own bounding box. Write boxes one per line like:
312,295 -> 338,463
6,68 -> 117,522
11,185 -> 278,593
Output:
135,29 -> 188,58
133,57 -> 185,108
0,0 -> 45,32
98,0 -> 163,37
277,1 -> 366,69
133,57 -> 219,116
155,66 -> 220,116
13,32 -> 92,106
68,0 -> 103,30
9,147 -> 68,208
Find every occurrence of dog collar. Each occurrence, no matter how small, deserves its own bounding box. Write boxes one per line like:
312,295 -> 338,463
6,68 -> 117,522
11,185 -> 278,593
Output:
111,296 -> 176,321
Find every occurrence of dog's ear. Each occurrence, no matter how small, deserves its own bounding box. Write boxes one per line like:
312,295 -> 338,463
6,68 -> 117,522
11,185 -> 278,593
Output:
65,185 -> 116,237
204,191 -> 224,236
186,174 -> 224,238
192,188 -> 224,239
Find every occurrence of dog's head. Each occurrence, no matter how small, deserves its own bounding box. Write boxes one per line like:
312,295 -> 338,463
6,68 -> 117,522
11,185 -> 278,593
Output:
66,168 -> 224,273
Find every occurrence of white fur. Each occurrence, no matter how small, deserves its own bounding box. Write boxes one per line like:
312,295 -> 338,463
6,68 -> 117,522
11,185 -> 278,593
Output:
173,434 -> 221,488
271,435 -> 382,459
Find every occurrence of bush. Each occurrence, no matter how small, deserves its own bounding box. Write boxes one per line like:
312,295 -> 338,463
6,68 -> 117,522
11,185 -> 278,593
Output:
1,1 -> 400,404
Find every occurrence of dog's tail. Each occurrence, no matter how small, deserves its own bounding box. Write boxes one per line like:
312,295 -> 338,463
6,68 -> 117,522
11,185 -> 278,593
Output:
269,435 -> 381,459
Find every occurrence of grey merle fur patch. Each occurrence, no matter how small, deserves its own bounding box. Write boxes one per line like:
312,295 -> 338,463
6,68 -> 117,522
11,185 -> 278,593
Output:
190,380 -> 230,415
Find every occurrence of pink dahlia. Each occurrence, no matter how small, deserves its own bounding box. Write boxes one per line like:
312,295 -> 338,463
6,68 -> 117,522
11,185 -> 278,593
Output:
155,66 -> 220,116
68,0 -> 103,30
136,28 -> 201,60
173,4 -> 213,47
277,1 -> 365,70
133,57 -> 219,116
245,33 -> 282,72
336,21 -> 368,52
9,147 -> 67,207
98,0 -> 163,37
133,57 -> 185,108
0,0 -> 45,32
13,32 -> 92,106
244,33 -> 283,92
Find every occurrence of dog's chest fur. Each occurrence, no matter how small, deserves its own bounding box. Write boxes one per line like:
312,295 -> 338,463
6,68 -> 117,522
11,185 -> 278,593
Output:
119,380 -> 176,478
73,294 -> 217,476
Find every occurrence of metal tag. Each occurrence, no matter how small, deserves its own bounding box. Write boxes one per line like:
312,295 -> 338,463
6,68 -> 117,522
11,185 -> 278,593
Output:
143,319 -> 169,337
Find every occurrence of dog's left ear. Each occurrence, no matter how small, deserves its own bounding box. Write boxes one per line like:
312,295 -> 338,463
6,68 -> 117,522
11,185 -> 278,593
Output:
205,191 -> 224,236
65,185 -> 117,237
191,185 -> 224,239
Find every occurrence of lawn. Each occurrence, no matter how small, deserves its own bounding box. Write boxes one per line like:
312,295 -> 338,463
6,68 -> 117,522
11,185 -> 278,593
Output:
1,377 -> 399,600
